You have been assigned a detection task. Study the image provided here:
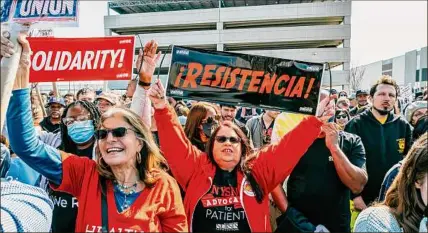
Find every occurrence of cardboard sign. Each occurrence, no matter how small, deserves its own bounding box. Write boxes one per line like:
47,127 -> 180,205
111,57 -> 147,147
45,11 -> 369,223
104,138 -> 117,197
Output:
166,46 -> 324,115
28,36 -> 135,82
1,0 -> 79,26
30,28 -> 54,37
400,83 -> 413,102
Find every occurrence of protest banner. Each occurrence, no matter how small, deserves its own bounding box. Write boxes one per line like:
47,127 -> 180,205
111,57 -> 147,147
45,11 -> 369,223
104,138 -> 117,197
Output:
400,83 -> 413,103
1,0 -> 79,26
166,46 -> 325,115
27,36 -> 135,82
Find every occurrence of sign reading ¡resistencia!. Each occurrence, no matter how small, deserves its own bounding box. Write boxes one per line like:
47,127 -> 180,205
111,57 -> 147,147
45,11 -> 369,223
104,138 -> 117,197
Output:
167,46 -> 325,115
27,36 -> 135,82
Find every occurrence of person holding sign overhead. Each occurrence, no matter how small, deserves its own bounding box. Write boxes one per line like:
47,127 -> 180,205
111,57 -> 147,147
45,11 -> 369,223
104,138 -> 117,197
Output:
6,35 -> 188,232
149,78 -> 335,232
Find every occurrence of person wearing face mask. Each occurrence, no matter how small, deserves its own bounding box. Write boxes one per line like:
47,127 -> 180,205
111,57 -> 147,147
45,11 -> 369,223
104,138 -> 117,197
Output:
184,103 -> 219,151
149,79 -> 335,232
345,75 -> 413,213
354,133 -> 427,233
6,37 -> 187,232
40,99 -> 101,232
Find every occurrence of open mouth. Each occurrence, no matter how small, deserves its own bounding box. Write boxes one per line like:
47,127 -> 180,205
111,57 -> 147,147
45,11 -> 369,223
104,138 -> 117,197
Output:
222,148 -> 234,153
106,147 -> 124,154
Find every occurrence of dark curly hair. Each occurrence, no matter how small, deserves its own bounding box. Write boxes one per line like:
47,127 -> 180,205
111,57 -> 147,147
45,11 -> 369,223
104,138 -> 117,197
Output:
59,100 -> 101,155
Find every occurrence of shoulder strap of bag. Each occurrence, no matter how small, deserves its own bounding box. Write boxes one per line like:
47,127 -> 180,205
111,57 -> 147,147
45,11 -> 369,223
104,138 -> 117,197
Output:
101,178 -> 109,233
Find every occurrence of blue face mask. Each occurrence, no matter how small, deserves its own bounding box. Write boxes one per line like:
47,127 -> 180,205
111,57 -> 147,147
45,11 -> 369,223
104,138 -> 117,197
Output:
67,120 -> 95,144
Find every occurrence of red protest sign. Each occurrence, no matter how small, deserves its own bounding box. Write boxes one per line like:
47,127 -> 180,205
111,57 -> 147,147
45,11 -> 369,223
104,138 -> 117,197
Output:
27,36 -> 135,82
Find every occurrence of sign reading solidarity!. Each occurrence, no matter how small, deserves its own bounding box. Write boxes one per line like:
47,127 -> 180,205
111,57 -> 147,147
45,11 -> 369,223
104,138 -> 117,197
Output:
166,46 -> 325,115
1,0 -> 79,25
27,36 -> 135,82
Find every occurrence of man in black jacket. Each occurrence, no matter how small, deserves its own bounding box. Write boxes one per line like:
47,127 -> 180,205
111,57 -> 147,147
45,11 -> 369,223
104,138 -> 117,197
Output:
276,94 -> 368,233
345,75 -> 413,210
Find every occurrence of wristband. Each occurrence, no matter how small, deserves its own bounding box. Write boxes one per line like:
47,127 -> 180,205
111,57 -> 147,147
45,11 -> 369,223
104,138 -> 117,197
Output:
138,80 -> 151,87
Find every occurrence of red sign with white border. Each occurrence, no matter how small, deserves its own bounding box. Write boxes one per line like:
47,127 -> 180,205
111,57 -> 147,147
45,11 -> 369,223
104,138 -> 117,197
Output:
27,36 -> 135,82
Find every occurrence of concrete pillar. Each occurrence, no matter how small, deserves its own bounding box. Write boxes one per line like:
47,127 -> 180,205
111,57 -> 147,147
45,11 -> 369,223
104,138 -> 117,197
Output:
217,22 -> 224,51
216,22 -> 223,30
343,39 -> 350,48
344,16 -> 351,25
217,43 -> 224,51
104,28 -> 112,36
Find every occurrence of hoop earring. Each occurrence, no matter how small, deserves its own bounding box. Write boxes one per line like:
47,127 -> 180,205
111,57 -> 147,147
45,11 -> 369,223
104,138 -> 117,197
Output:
137,152 -> 142,164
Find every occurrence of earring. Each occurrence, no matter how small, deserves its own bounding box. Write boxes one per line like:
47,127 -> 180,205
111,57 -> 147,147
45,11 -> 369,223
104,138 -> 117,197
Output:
137,152 -> 142,164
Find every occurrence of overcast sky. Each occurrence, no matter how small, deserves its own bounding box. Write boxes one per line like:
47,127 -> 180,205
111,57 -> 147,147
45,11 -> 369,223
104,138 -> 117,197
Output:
53,1 -> 427,67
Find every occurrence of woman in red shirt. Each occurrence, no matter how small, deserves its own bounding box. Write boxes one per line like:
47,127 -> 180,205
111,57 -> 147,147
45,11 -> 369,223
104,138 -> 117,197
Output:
6,35 -> 188,232
148,80 -> 334,232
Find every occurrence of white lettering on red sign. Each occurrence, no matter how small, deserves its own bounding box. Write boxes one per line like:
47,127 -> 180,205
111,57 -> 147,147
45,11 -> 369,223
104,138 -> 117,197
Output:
31,49 -> 126,72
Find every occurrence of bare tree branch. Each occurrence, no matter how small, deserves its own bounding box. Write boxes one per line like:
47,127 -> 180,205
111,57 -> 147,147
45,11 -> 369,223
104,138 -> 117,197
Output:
348,65 -> 365,92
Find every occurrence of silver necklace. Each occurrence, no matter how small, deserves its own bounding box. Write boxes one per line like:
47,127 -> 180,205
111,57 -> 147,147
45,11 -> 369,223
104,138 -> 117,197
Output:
114,180 -> 138,210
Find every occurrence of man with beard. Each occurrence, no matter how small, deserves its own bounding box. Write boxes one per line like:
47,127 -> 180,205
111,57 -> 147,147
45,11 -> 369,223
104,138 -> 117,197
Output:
40,97 -> 66,133
349,90 -> 370,117
220,104 -> 252,141
345,75 -> 412,212
63,93 -> 75,106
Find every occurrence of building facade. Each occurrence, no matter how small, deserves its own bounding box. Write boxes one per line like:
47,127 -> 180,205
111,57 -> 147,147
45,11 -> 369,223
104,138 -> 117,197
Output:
358,46 -> 427,93
104,0 -> 352,90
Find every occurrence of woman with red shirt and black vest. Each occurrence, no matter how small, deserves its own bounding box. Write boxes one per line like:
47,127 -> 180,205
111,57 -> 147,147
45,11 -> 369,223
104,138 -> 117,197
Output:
148,80 -> 335,232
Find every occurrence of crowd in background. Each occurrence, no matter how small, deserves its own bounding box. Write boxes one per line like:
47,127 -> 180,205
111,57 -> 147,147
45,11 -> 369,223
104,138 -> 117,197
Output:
1,33 -> 427,233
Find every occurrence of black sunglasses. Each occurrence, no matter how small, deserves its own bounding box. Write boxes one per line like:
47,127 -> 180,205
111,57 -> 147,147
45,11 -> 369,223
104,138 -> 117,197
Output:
215,136 -> 241,144
336,115 -> 348,119
95,127 -> 134,140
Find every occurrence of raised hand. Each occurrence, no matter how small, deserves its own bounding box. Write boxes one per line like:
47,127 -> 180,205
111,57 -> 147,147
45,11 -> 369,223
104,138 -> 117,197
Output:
316,94 -> 336,123
322,123 -> 340,150
135,40 -> 162,85
148,79 -> 168,109
13,31 -> 32,90
1,33 -> 15,59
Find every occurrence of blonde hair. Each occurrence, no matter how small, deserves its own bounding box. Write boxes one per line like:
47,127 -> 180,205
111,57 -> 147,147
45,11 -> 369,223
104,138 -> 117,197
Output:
96,107 -> 168,187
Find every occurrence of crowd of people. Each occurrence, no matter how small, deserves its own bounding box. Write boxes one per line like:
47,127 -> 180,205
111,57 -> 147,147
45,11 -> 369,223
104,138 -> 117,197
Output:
1,31 -> 427,233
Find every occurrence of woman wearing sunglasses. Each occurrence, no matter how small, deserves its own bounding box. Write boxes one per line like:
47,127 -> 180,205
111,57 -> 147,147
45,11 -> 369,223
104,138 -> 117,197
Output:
6,36 -> 188,232
354,133 -> 428,233
148,80 -> 334,232
184,103 -> 219,151
334,109 -> 351,129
